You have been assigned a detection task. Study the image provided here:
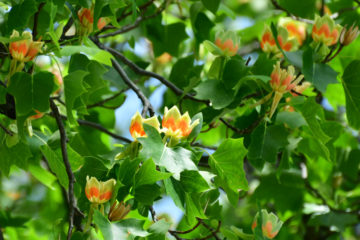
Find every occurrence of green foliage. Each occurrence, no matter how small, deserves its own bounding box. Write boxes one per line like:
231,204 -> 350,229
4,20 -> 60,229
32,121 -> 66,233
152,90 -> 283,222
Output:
0,0 -> 360,239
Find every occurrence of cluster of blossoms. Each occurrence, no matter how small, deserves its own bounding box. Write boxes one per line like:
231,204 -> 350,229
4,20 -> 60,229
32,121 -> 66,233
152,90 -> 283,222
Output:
204,30 -> 240,57
259,15 -> 359,57
129,106 -> 200,142
252,209 -> 283,239
85,176 -> 130,222
77,7 -> 109,36
260,18 -> 306,57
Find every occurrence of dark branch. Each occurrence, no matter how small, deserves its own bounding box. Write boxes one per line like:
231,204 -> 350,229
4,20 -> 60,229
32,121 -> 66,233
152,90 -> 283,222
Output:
77,119 -> 132,143
169,221 -> 202,235
49,99 -> 76,240
33,2 -> 46,39
330,4 -> 360,19
110,58 -> 155,117
270,0 -> 314,24
0,228 -> 3,240
191,142 -> 218,150
0,122 -> 13,136
60,18 -> 75,41
198,219 -> 221,240
98,2 -> 165,38
98,45 -> 209,105
87,90 -> 125,109
220,117 -> 263,135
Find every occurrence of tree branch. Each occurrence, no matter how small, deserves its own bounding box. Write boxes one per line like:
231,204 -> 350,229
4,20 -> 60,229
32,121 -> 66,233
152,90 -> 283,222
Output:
110,58 -> 155,117
219,117 -> 263,135
169,221 -> 202,235
98,2 -> 165,38
270,0 -> 314,24
198,219 -> 221,240
97,44 -> 209,105
0,122 -> 13,136
33,2 -> 46,39
87,90 -> 126,109
49,99 -> 76,240
77,119 -> 132,143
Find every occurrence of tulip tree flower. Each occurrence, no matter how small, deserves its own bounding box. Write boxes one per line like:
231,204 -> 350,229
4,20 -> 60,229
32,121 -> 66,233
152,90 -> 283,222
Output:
252,209 -> 283,239
279,18 -> 307,45
129,111 -> 160,140
85,176 -> 116,204
312,15 -> 342,46
162,106 -> 200,140
269,62 -> 303,118
214,31 -> 239,57
9,30 -> 44,62
260,25 -> 299,57
78,7 -> 109,35
108,201 -> 131,222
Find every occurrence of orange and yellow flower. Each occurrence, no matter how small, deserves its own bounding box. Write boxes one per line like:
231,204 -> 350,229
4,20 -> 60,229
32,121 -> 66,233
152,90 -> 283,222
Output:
214,31 -> 239,57
260,25 -> 299,56
269,62 -> 303,117
279,18 -> 307,45
312,15 -> 342,46
78,7 -> 109,35
85,176 -> 116,204
129,111 -> 160,140
9,30 -> 44,62
162,106 -> 200,140
252,209 -> 283,239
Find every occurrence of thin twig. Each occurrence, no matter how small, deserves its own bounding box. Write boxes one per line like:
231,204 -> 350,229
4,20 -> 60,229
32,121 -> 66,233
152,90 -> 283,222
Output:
324,45 -> 344,62
87,90 -> 125,109
270,0 -> 314,24
320,0 -> 325,16
60,18 -> 75,41
110,58 -> 155,117
219,117 -> 263,135
77,119 -> 132,143
169,221 -> 202,235
98,2 -> 165,38
0,228 -> 4,240
33,2 -> 46,39
98,45 -> 209,104
191,142 -> 218,150
49,99 -> 76,240
0,122 -> 13,136
197,219 -> 221,240
330,4 -> 360,19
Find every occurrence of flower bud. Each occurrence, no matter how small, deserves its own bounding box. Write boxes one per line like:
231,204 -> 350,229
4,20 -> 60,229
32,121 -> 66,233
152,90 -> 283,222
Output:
129,111 -> 160,140
252,209 -> 283,239
108,201 -> 131,222
339,24 -> 359,46
215,31 -> 239,57
162,106 -> 200,140
312,15 -> 342,46
85,176 -> 116,204
29,110 -> 44,120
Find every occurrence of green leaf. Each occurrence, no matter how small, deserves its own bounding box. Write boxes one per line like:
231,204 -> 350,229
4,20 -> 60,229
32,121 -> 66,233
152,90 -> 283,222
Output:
139,125 -> 198,180
302,48 -> 338,93
342,60 -> 360,129
308,212 -> 357,232
134,159 -> 172,187
169,55 -> 201,89
247,123 -> 267,169
29,164 -> 57,190
194,80 -> 234,109
275,111 -> 307,129
210,138 -> 248,203
188,112 -> 203,140
278,0 -> 316,18
340,149 -> 360,181
193,12 -> 215,42
93,211 -> 149,240
180,170 -> 210,193
41,144 -> 69,189
146,22 -> 188,57
60,45 -> 114,66
185,193 -> 207,224
222,58 -> 249,89
203,41 -> 223,56
0,211 -> 29,228
299,97 -> 331,144
0,83 -> 7,104
201,0 -> 220,14
64,70 -> 88,125
7,0 -> 38,32
134,184 -> 161,205
147,219 -> 171,240
0,142 -> 33,176
7,72 -> 54,116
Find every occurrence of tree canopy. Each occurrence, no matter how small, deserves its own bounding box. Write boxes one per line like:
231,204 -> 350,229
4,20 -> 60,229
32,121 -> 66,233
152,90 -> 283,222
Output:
0,0 -> 360,239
